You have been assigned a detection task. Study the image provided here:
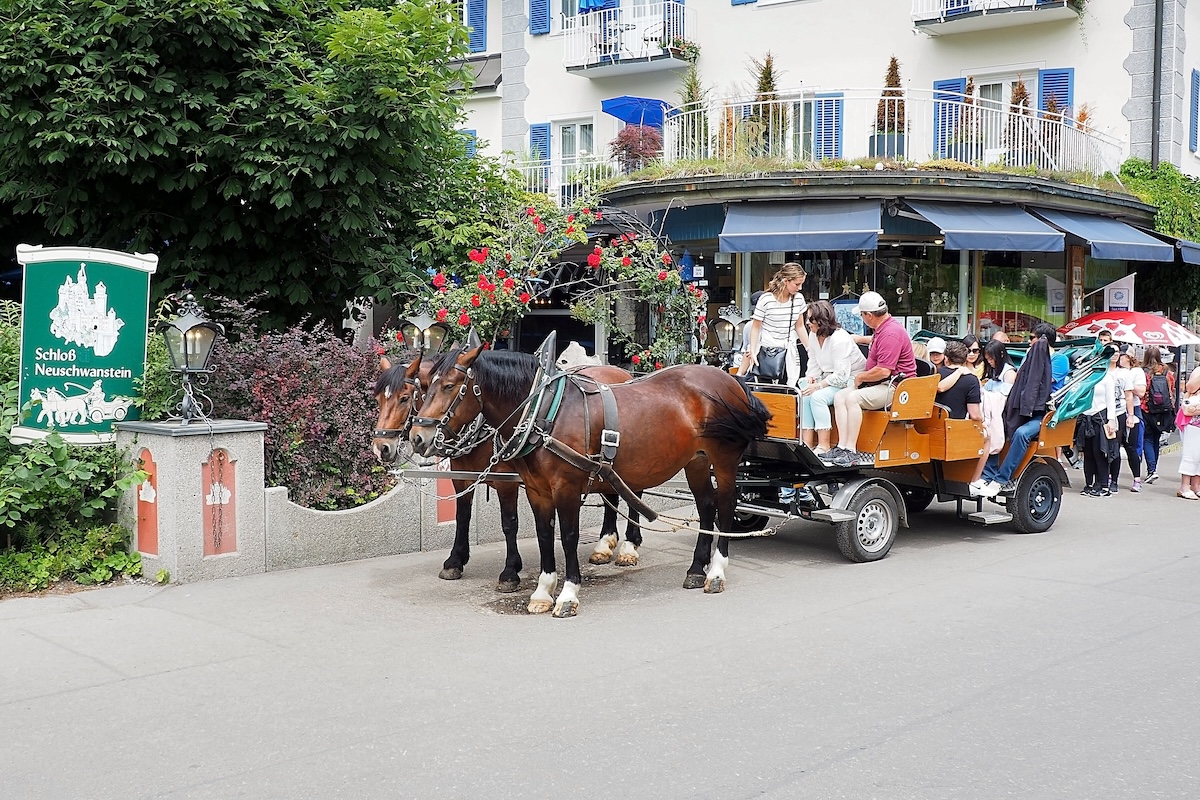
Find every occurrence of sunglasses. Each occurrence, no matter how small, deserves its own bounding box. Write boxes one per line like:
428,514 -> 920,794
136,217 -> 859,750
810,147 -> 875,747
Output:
968,347 -> 980,353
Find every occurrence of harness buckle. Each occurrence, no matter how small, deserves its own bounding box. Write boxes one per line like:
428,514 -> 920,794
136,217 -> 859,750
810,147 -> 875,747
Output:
601,429 -> 621,449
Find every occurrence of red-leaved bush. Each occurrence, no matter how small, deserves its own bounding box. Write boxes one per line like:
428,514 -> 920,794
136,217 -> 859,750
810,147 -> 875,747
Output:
205,299 -> 394,510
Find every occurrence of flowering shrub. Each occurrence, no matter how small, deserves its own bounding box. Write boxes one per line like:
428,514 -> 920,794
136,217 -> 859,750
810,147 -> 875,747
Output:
204,298 -> 394,510
570,232 -> 707,370
408,200 -> 599,345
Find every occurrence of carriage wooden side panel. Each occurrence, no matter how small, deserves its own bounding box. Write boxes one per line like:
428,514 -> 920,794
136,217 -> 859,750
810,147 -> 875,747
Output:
753,390 -> 799,439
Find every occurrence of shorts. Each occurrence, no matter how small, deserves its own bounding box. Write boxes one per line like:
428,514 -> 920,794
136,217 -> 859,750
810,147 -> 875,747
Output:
852,383 -> 895,410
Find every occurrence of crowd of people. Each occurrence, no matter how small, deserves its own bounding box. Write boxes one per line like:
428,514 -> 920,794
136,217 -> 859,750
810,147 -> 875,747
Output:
738,262 -> 1200,498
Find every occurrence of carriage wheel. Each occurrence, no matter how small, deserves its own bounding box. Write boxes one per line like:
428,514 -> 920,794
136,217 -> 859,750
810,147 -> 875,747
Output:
901,487 -> 935,514
114,407 -> 128,421
1006,460 -> 1061,534
730,509 -> 770,534
90,409 -> 105,423
834,485 -> 898,563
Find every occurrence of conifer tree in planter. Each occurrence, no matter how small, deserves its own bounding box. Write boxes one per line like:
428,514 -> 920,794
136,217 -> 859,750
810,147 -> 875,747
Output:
748,52 -> 785,158
1006,74 -> 1035,167
946,76 -> 982,163
870,56 -> 906,159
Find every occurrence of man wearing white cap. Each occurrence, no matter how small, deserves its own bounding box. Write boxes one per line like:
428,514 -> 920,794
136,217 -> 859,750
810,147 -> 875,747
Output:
926,337 -> 946,370
823,291 -> 916,468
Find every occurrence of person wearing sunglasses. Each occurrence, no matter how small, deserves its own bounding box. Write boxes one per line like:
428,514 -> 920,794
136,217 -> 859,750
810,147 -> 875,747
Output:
962,334 -> 984,380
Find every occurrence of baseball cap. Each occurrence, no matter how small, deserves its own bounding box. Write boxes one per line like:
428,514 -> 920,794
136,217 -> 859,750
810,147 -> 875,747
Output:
926,337 -> 946,353
855,291 -> 887,314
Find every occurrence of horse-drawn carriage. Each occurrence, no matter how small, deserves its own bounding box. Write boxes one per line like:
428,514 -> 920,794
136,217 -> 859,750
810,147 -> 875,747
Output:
374,331 -> 1106,616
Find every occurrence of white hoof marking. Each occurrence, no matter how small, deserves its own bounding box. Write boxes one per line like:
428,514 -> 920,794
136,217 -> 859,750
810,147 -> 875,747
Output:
553,581 -> 581,617
705,552 -> 729,585
589,533 -> 617,564
614,540 -> 639,566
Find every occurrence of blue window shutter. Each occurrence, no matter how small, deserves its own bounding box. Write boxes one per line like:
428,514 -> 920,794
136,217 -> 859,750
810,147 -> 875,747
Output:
933,78 -> 967,158
462,130 -> 478,158
530,123 -> 551,161
946,0 -> 970,15
1037,68 -> 1073,116
732,0 -> 756,6
814,93 -> 843,161
530,0 -> 550,35
468,0 -> 487,53
1191,69 -> 1199,152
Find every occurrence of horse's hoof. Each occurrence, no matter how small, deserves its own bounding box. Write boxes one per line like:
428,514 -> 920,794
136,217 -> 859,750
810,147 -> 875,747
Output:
614,552 -> 639,567
704,576 -> 726,594
439,567 -> 463,581
552,601 -> 578,618
496,578 -> 520,594
588,552 -> 612,565
527,599 -> 553,614
682,574 -> 706,590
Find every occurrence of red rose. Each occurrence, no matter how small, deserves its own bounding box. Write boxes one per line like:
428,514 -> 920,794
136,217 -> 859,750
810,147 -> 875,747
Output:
471,295 -> 482,307
497,269 -> 507,278
594,212 -> 602,220
587,253 -> 602,268
505,252 -> 512,262
621,256 -> 632,267
395,331 -> 404,342
480,247 -> 489,259
527,207 -> 537,216
458,312 -> 471,326
657,270 -> 668,280
655,361 -> 663,370
594,244 -> 603,252
478,275 -> 489,288
432,273 -> 447,288
537,223 -> 547,234
468,248 -> 486,264
436,308 -> 448,322
566,225 -> 574,234
661,253 -> 672,265
519,292 -> 531,303
581,207 -> 591,215
631,354 -> 641,365
697,314 -> 707,323
567,214 -> 576,223
503,278 -> 516,290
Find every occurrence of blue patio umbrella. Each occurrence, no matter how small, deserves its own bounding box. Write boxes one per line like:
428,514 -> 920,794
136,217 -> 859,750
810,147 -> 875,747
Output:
601,95 -> 676,128
578,0 -> 614,12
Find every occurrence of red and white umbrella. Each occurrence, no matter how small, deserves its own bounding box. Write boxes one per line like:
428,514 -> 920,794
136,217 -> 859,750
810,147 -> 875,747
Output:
1058,311 -> 1200,347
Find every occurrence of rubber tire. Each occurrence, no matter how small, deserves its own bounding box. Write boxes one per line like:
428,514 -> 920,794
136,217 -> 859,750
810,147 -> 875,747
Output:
901,487 -> 935,514
834,485 -> 899,563
730,510 -> 770,534
114,407 -> 128,421
1006,460 -> 1062,534
90,410 -> 104,423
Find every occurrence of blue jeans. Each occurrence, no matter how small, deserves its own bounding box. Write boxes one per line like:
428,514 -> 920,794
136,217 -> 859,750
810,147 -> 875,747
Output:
800,382 -> 841,430
983,418 -> 1041,484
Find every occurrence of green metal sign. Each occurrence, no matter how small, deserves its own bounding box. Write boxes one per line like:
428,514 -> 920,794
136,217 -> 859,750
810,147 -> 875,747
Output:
13,245 -> 158,444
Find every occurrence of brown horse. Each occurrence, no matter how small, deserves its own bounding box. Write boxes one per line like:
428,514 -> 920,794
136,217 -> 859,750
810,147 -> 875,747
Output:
372,351 -> 637,592
408,346 -> 770,617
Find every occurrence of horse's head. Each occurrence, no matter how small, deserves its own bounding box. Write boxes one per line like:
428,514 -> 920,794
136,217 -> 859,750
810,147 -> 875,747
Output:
408,344 -> 486,458
372,355 -> 425,464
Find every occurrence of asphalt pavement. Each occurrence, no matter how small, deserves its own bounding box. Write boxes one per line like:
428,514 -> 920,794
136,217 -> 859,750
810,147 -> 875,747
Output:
3,450 -> 1199,799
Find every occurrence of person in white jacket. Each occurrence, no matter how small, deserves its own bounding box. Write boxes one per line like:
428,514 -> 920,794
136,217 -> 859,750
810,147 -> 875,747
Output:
798,300 -> 867,454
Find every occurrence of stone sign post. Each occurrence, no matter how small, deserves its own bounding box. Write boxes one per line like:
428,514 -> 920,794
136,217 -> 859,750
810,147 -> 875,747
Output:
13,244 -> 158,444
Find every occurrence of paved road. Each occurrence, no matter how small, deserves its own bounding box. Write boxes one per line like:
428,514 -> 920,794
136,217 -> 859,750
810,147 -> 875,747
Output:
3,452 -> 1199,799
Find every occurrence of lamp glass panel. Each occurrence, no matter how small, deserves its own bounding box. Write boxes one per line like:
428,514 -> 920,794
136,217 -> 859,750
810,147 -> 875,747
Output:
425,325 -> 449,353
184,325 -> 218,371
713,319 -> 734,350
162,327 -> 186,370
400,323 -> 421,351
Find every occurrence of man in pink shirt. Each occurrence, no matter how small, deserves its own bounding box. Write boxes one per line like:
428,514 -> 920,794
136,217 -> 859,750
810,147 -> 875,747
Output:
822,291 -> 916,467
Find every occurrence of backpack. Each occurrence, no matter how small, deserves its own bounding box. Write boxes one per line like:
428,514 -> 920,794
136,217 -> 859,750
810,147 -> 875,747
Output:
1147,369 -> 1174,414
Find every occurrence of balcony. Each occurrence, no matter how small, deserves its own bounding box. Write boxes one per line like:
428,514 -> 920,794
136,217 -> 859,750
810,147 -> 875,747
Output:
507,155 -> 622,207
562,1 -> 696,77
912,0 -> 1082,35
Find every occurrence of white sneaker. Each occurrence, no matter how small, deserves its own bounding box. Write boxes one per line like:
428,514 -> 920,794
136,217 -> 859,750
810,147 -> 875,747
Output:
978,480 -> 1003,498
968,479 -> 987,496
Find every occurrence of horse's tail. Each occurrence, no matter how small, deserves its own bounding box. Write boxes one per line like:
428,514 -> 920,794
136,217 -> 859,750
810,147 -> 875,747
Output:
698,376 -> 771,446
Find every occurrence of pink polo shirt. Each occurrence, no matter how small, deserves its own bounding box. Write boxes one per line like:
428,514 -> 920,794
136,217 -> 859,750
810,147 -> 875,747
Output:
864,315 -> 916,379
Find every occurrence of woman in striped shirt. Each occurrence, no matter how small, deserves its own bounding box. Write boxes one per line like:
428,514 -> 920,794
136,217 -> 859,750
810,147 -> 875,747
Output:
744,262 -> 809,386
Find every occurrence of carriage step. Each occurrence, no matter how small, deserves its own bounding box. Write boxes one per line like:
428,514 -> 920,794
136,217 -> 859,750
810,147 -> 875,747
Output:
809,509 -> 856,524
967,511 -> 1013,525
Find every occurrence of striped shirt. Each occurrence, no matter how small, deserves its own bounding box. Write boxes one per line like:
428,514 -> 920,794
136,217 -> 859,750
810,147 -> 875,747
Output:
753,293 -> 807,347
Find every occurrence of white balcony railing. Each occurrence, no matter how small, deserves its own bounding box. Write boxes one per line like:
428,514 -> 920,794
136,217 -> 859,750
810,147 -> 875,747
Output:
562,1 -> 694,69
507,155 -> 622,206
912,0 -> 1079,25
662,87 -> 1123,176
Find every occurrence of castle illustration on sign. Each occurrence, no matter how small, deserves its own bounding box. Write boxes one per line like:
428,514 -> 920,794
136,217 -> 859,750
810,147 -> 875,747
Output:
49,264 -> 125,356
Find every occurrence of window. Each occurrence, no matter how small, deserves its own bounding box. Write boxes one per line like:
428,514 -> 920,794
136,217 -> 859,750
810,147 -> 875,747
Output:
557,120 -> 595,163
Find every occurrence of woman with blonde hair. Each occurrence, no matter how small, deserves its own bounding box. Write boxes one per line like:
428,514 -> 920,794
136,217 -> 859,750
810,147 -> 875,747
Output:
799,300 -> 866,454
745,262 -> 809,385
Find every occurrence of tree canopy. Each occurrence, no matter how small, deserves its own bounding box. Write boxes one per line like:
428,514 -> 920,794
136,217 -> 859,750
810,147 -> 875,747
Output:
0,0 -> 519,323
1119,158 -> 1200,317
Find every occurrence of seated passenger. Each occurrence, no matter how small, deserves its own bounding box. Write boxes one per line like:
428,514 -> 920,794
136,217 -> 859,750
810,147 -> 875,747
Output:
799,300 -> 867,455
823,292 -> 916,468
926,337 -> 947,371
935,340 -> 982,421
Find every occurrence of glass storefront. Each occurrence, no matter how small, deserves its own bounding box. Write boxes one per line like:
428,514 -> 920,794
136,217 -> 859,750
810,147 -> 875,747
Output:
978,250 -> 1068,341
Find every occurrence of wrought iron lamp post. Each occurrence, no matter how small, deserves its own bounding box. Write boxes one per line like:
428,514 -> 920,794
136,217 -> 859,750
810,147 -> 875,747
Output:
399,311 -> 449,354
713,304 -> 745,367
158,295 -> 224,425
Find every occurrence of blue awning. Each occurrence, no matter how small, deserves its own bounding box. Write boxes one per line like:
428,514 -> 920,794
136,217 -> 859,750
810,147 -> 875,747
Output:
906,201 -> 1064,252
1032,208 -> 1174,262
718,200 -> 881,253
1177,239 -> 1200,265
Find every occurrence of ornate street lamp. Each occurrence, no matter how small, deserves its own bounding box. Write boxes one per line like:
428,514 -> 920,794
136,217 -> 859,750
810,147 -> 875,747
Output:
400,311 -> 449,354
712,304 -> 745,359
158,294 -> 224,425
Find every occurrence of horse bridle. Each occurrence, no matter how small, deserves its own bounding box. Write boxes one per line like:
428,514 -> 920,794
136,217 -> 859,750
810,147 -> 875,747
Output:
409,363 -> 494,459
372,374 -> 424,441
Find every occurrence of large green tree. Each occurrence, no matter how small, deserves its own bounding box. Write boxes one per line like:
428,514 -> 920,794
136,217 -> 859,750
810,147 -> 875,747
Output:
1119,158 -> 1200,318
0,0 -> 517,323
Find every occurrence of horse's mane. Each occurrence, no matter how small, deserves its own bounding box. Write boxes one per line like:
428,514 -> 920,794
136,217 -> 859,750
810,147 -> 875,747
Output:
430,348 -> 538,403
374,361 -> 413,397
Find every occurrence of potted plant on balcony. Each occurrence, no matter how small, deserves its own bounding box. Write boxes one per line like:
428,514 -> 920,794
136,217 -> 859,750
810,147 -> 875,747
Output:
945,76 -> 982,163
666,37 -> 700,64
870,55 -> 906,159
609,124 -> 663,174
1006,74 -> 1036,168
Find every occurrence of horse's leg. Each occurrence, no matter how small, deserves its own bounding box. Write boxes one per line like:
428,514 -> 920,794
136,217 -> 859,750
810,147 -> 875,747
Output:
552,492 -> 585,618
588,493 -> 622,565
526,491 -> 559,615
614,496 -> 641,567
682,459 -> 717,590
495,483 -> 523,593
704,456 -> 740,594
439,479 -> 473,581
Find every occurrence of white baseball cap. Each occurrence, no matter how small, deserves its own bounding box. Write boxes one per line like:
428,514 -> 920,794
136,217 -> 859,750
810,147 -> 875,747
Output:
926,337 -> 946,353
855,291 -> 887,314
